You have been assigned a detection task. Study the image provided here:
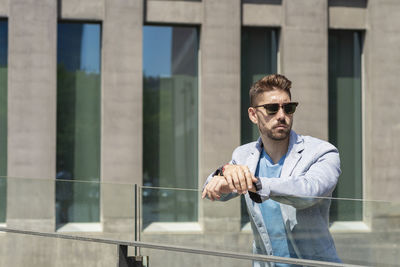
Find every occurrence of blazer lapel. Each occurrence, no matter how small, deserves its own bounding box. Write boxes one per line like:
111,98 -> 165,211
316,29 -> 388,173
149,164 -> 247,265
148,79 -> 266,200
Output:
280,131 -> 304,230
281,131 -> 304,178
245,137 -> 263,175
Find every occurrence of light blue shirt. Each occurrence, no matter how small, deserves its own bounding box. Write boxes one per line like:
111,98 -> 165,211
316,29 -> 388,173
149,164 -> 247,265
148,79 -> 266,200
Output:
256,149 -> 297,267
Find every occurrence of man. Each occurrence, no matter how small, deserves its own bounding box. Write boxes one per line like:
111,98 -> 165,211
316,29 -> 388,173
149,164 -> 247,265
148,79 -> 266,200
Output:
202,74 -> 341,266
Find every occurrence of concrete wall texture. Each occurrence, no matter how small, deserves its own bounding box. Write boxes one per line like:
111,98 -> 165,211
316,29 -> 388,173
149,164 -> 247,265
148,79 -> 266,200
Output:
1,0 -> 400,266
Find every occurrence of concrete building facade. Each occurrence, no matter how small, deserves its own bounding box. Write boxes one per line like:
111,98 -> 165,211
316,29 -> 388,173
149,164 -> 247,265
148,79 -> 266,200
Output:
1,0 -> 400,266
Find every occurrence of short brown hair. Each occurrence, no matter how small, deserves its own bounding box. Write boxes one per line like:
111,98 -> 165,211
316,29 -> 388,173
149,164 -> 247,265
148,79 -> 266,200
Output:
249,74 -> 292,106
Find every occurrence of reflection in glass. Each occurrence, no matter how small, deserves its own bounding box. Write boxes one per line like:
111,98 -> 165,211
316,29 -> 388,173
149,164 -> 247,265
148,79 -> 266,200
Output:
0,20 -> 7,223
143,26 -> 198,227
56,23 -> 101,225
140,187 -> 198,229
241,28 -> 278,227
329,31 -> 362,221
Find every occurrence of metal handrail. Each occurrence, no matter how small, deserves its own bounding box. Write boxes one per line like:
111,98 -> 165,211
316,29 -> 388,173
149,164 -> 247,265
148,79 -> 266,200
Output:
0,227 -> 366,267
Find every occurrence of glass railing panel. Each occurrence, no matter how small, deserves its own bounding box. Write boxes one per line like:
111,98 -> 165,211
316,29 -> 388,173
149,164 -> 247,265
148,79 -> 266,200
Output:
98,180 -> 137,242
53,178 -> 138,243
0,177 -> 140,267
139,186 -> 400,267
4,176 -> 56,232
0,176 -> 6,223
332,197 -> 400,266
140,249 -> 259,267
1,178 -> 400,267
140,186 -> 198,229
0,177 -> 138,239
56,178 -> 100,225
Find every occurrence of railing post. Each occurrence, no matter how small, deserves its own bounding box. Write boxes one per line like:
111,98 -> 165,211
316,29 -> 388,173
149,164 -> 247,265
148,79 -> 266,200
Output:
135,184 -> 138,256
118,245 -> 147,267
118,245 -> 132,267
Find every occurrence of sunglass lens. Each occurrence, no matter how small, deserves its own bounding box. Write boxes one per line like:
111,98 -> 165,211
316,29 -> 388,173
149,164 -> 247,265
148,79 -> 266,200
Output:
264,104 -> 280,115
284,103 -> 297,114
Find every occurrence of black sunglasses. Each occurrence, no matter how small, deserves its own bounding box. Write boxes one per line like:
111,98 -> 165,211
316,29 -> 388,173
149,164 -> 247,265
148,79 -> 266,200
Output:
254,102 -> 299,115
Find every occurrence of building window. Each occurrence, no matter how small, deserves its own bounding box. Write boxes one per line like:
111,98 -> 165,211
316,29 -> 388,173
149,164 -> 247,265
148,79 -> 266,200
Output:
243,0 -> 281,3
56,22 -> 101,225
0,20 -> 7,223
329,30 -> 363,221
241,27 -> 278,227
143,26 -> 199,228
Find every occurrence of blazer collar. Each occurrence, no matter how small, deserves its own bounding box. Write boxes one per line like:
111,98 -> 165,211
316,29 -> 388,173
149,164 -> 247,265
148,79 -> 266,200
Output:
287,130 -> 304,154
281,130 -> 304,177
248,130 -> 304,175
254,130 -> 304,155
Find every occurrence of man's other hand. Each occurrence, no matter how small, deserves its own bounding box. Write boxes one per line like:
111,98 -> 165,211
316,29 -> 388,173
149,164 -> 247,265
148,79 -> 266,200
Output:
222,165 -> 258,194
201,175 -> 232,201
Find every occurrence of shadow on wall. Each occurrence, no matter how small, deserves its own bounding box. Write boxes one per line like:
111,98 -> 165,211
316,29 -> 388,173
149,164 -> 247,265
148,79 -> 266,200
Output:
328,0 -> 367,8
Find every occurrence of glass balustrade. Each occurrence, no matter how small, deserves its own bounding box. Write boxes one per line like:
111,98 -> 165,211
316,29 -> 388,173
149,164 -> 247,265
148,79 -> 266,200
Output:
139,186 -> 400,267
0,177 -> 399,266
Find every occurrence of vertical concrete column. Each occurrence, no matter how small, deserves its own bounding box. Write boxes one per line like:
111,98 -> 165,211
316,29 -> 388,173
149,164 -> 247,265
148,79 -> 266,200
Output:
364,1 -> 400,227
102,0 -> 143,234
0,0 -> 8,17
281,0 -> 329,140
7,0 -> 57,230
5,1 -> 58,266
200,0 -> 241,231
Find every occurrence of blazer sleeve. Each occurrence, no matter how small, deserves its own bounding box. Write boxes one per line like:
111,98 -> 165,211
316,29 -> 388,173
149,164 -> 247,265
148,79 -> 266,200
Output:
251,143 -> 341,209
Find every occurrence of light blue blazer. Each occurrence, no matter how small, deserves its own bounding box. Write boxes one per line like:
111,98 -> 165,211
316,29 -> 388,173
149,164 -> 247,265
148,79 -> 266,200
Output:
204,130 -> 342,265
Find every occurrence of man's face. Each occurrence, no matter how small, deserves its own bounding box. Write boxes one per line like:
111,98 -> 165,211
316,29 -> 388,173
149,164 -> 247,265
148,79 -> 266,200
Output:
248,90 -> 294,141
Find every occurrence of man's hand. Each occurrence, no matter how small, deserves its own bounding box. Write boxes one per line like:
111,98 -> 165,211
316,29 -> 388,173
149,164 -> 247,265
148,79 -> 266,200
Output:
201,175 -> 232,201
222,164 -> 258,194
202,165 -> 259,201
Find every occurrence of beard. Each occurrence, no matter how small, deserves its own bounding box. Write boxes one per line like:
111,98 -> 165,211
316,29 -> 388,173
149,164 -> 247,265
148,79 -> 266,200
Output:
264,122 -> 292,141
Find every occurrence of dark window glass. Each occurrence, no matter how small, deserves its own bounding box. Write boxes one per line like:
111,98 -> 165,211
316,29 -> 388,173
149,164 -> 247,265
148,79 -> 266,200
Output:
329,31 -> 363,221
0,20 -> 7,223
56,23 -> 101,225
243,0 -> 282,4
241,27 -> 278,227
328,0 -> 367,8
241,27 -> 278,145
143,26 -> 199,228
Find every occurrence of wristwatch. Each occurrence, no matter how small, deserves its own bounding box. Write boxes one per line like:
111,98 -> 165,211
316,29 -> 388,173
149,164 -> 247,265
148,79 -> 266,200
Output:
214,166 -> 224,176
253,177 -> 262,191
